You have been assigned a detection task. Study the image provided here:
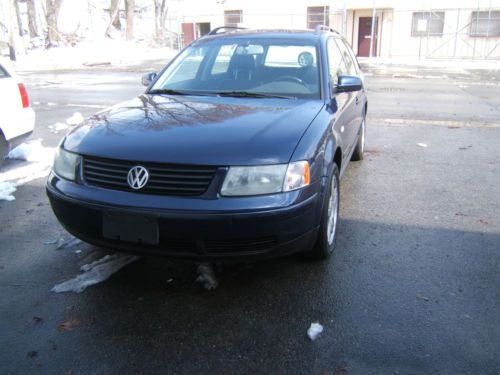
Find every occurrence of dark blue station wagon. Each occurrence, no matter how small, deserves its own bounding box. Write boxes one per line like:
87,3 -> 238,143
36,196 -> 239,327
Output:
47,26 -> 367,260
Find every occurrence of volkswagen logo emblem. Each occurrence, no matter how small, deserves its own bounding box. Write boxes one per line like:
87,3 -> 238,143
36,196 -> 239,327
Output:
127,166 -> 149,190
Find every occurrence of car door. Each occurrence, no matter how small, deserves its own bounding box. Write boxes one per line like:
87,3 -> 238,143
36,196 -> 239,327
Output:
326,38 -> 357,160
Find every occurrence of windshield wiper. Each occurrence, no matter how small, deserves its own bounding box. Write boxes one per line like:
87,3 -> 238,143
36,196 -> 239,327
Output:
148,89 -> 195,96
216,91 -> 294,99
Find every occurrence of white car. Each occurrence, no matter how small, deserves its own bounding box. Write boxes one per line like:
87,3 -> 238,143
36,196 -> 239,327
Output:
0,60 -> 35,165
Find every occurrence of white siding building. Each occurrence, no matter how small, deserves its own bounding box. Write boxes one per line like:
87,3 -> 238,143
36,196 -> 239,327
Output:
169,0 -> 500,59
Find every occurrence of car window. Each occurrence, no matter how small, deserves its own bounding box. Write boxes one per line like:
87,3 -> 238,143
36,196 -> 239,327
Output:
327,38 -> 347,85
211,44 -> 238,75
152,39 -> 320,99
342,40 -> 360,74
160,46 -> 208,85
335,39 -> 357,75
264,46 -> 317,68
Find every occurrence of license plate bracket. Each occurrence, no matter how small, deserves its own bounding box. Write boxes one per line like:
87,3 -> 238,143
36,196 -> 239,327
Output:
102,211 -> 159,245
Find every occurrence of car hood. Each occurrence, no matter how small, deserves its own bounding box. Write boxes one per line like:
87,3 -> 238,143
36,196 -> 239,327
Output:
63,94 -> 323,165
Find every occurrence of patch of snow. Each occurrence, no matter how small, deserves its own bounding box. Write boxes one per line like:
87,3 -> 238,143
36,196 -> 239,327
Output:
7,139 -> 55,164
48,122 -> 70,133
0,140 -> 55,201
417,143 -> 428,148
0,182 -> 17,201
13,40 -> 177,72
66,112 -> 84,126
57,236 -> 83,250
307,322 -> 324,341
196,262 -> 218,290
51,253 -> 140,293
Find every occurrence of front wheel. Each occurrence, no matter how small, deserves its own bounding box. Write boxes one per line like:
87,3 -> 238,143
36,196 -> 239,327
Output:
307,164 -> 340,260
351,113 -> 366,161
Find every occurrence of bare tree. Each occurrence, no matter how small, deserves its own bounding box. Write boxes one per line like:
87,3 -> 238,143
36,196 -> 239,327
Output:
125,0 -> 134,40
46,0 -> 63,47
153,0 -> 168,40
27,0 -> 39,37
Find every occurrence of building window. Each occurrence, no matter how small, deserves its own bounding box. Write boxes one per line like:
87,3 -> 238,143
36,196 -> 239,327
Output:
307,6 -> 330,29
411,12 -> 445,37
470,11 -> 500,37
224,10 -> 243,27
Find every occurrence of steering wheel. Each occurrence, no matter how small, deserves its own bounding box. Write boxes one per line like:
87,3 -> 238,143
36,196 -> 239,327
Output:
272,76 -> 307,86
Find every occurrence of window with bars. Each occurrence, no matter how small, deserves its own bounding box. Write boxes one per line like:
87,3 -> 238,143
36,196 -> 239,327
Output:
470,11 -> 500,37
224,10 -> 243,27
307,6 -> 330,29
411,11 -> 445,37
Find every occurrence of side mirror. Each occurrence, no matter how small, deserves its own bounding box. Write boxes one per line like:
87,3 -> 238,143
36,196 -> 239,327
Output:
141,72 -> 157,87
336,75 -> 363,93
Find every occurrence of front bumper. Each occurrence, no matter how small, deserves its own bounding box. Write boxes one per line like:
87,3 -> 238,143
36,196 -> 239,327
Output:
46,173 -> 324,259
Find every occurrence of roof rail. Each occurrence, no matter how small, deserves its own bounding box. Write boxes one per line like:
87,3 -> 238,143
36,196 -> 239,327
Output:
314,25 -> 340,35
207,26 -> 247,36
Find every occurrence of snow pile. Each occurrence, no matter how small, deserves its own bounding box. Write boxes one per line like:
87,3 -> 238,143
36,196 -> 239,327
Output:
66,112 -> 84,125
51,254 -> 140,293
49,112 -> 85,133
0,139 -> 55,201
0,182 -> 17,201
307,322 -> 324,341
196,262 -> 218,290
7,139 -> 55,165
48,122 -> 70,133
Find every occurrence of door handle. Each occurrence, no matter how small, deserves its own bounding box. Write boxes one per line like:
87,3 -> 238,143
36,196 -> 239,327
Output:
355,97 -> 359,105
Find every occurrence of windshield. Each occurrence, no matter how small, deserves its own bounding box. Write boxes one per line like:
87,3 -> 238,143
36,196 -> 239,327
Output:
151,38 -> 320,99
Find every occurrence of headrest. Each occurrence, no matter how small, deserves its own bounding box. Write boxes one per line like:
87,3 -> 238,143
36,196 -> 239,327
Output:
228,54 -> 255,71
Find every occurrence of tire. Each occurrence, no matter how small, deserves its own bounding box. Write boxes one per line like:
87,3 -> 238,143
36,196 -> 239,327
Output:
0,133 -> 7,167
307,164 -> 340,260
351,111 -> 366,161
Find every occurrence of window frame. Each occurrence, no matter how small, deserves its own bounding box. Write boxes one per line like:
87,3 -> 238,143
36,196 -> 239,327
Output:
224,10 -> 243,27
470,11 -> 500,37
411,11 -> 445,37
307,6 -> 330,29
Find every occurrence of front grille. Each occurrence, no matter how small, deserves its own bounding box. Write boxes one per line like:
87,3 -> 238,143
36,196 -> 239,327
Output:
82,155 -> 217,196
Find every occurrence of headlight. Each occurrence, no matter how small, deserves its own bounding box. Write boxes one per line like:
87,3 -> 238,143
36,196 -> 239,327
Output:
53,147 -> 80,181
221,161 -> 310,196
283,161 -> 310,192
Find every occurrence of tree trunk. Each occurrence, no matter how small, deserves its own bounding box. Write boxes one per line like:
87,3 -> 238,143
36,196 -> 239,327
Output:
125,0 -> 134,41
110,0 -> 121,30
46,0 -> 63,47
27,0 -> 39,37
105,0 -> 122,37
153,0 -> 168,40
14,0 -> 24,37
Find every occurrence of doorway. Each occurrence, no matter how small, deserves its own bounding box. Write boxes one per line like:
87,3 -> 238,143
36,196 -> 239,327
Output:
196,23 -> 211,38
358,17 -> 378,57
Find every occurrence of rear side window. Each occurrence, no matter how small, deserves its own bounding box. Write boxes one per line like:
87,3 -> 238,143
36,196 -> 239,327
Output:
264,45 -> 317,68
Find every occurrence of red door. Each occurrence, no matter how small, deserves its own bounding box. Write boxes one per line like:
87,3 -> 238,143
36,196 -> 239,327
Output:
181,23 -> 195,47
358,17 -> 378,57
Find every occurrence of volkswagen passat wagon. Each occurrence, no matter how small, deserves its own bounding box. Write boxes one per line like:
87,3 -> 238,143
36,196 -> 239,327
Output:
47,26 -> 367,260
